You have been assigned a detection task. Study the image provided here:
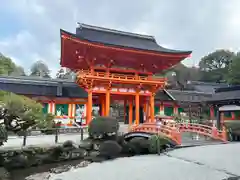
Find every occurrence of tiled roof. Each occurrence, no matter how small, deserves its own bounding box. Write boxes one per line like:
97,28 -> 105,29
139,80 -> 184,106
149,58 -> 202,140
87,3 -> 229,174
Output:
156,89 -> 212,103
0,76 -> 88,98
167,89 -> 212,103
72,23 -> 192,54
186,81 -> 229,94
207,88 -> 240,102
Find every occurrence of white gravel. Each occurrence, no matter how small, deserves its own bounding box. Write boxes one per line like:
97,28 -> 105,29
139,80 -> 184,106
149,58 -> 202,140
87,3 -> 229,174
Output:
50,143 -> 240,180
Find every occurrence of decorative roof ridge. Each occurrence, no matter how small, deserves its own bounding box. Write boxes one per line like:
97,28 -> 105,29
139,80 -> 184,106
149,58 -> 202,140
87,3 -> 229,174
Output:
167,89 -> 212,95
188,80 -> 228,86
163,89 -> 176,100
77,23 -> 156,42
215,85 -> 240,93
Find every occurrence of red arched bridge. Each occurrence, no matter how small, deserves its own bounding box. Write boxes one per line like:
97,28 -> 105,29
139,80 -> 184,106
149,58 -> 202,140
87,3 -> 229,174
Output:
127,123 -> 228,145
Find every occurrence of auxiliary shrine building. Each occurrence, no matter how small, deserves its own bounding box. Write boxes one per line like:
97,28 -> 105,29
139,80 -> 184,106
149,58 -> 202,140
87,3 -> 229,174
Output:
1,24 -> 237,126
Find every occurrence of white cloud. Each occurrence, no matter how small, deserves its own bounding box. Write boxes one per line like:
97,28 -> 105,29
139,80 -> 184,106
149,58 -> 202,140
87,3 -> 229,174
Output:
1,0 -> 240,77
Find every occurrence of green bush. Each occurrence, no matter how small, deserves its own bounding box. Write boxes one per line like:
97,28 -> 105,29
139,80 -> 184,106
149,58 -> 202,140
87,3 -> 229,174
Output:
0,125 -> 8,146
116,134 -> 125,145
99,140 -> 122,159
40,120 -> 60,135
128,137 -> 149,155
88,116 -> 119,139
36,113 -> 55,129
50,146 -> 64,159
0,90 -> 54,135
79,138 -> 94,150
148,135 -> 170,154
120,141 -> 135,155
225,121 -> 240,141
62,140 -> 74,148
16,130 -> 29,137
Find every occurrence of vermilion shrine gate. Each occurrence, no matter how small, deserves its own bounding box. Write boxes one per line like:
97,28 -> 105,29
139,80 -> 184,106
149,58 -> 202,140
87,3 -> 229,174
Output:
60,23 -> 227,144
60,23 -> 191,125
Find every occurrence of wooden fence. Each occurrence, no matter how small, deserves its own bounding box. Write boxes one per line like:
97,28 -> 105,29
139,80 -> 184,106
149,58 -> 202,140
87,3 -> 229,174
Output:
19,126 -> 88,146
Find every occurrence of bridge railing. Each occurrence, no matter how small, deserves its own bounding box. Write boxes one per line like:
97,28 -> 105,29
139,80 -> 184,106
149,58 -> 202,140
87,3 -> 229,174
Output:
130,123 -> 181,144
130,122 -> 228,144
175,123 -> 227,142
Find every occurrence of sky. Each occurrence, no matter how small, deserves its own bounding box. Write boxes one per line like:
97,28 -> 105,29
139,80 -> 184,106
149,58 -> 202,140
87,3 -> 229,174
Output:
0,0 -> 240,77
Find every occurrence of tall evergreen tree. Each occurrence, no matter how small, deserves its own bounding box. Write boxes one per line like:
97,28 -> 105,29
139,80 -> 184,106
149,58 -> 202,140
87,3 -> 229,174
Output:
30,60 -> 51,78
0,53 -> 25,76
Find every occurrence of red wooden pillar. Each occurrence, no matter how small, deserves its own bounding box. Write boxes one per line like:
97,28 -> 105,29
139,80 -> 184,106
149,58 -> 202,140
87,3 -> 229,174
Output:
87,89 -> 92,125
129,97 -> 133,125
143,97 -> 148,122
123,99 -> 127,122
174,104 -> 178,115
144,97 -> 150,122
135,91 -> 140,125
231,112 -> 235,120
210,105 -> 215,119
105,89 -> 110,116
160,102 -> 164,112
150,92 -> 155,122
100,95 -> 105,116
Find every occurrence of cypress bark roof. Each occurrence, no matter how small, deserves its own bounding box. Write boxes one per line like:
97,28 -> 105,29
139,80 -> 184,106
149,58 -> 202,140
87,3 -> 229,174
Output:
73,23 -> 192,55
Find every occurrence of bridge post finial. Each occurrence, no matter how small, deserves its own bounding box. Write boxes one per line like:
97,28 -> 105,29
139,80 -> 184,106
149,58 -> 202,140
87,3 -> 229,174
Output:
212,126 -> 217,136
221,126 -> 227,142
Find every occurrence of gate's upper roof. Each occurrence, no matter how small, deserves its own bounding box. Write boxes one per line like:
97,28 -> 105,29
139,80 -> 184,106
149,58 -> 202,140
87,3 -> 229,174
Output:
60,23 -> 192,73
74,23 -> 191,54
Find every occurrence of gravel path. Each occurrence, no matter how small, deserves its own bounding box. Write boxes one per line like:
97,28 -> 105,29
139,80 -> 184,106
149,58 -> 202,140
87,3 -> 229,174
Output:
50,143 -> 240,180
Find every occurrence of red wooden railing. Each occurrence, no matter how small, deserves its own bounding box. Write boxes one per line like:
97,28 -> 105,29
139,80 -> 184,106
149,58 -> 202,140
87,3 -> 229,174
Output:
77,70 -> 166,84
130,123 -> 181,144
129,122 -> 228,145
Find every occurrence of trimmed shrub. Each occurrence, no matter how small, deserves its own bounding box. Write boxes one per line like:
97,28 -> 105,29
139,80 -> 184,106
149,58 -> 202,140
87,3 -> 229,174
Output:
50,146 -> 64,159
128,137 -> 150,155
0,125 -> 8,146
148,135 -> 170,154
79,138 -> 93,150
116,134 -> 125,145
88,116 -> 119,139
41,121 -> 60,135
99,140 -> 122,159
62,140 -> 75,148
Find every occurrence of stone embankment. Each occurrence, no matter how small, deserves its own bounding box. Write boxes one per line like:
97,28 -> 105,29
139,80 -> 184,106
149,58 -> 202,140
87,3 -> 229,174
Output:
0,140 -> 102,169
0,139 -> 106,180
